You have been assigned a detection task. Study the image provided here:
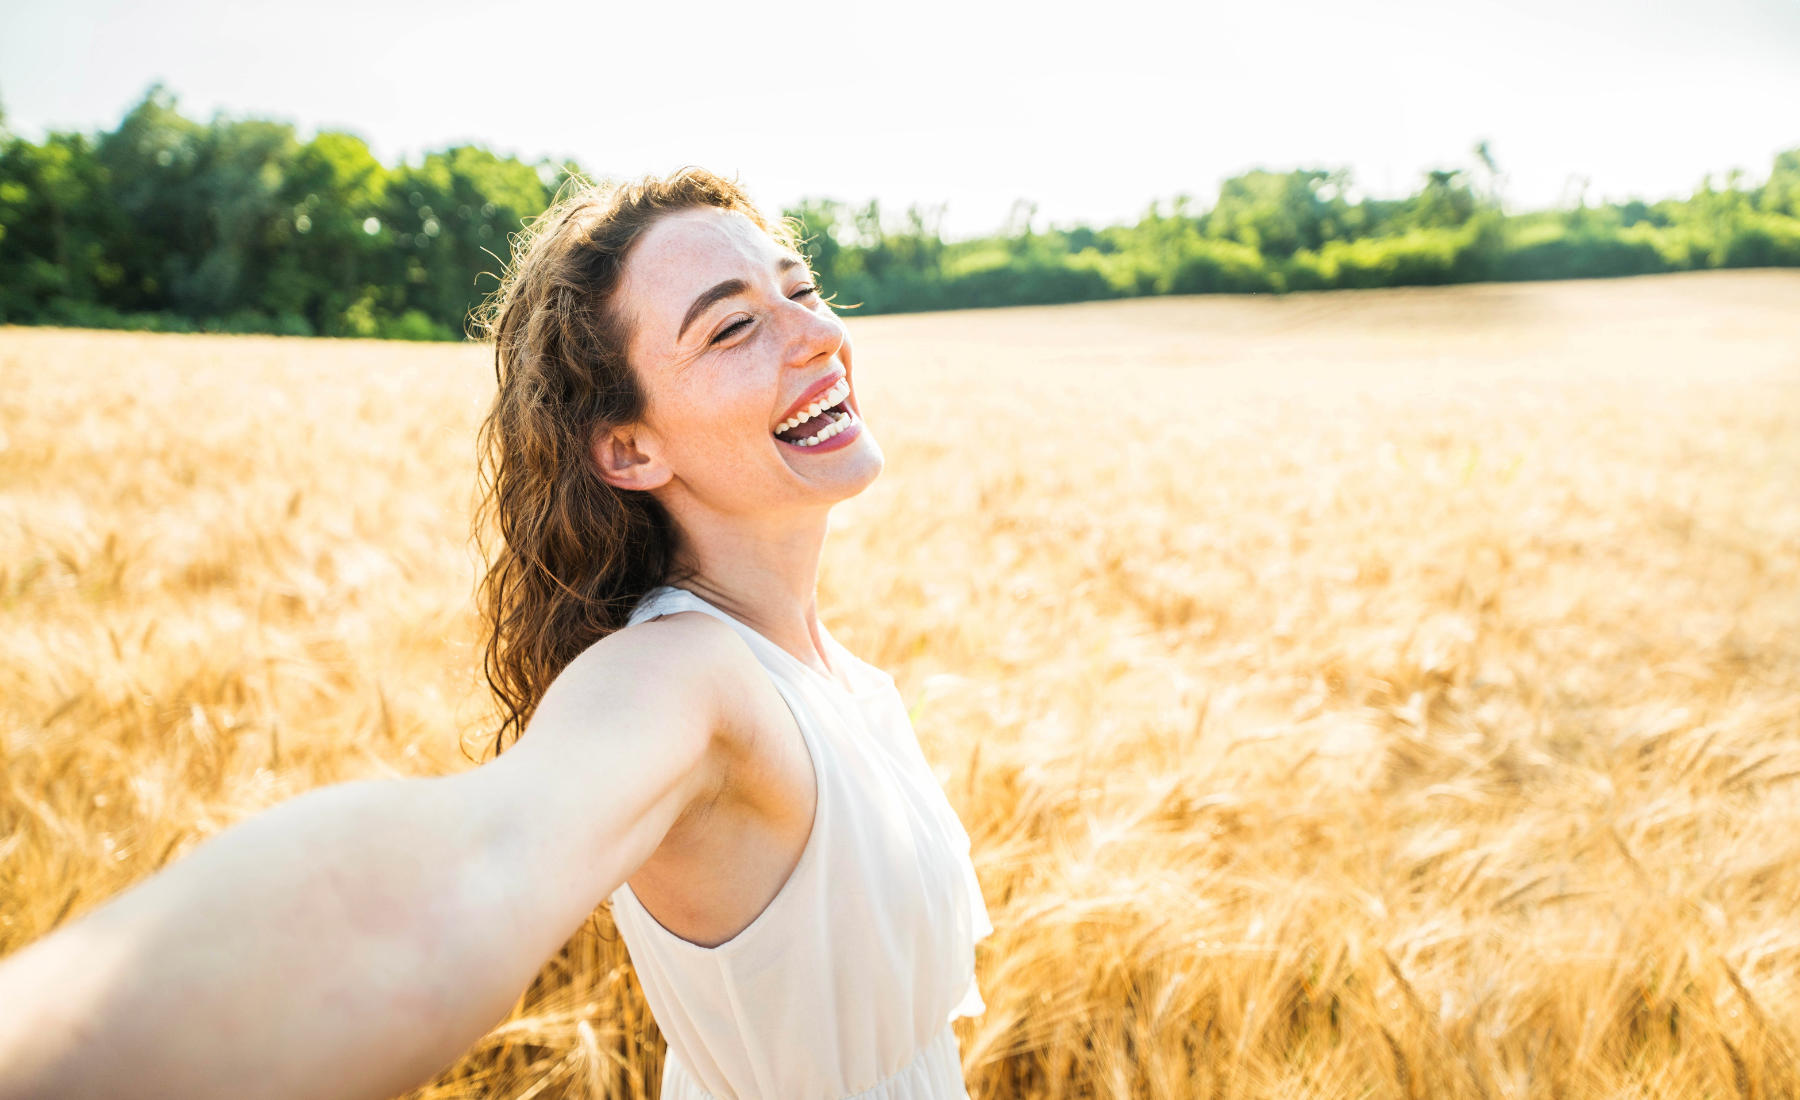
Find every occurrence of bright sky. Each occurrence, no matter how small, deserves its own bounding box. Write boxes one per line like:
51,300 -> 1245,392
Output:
4,0 -> 1797,240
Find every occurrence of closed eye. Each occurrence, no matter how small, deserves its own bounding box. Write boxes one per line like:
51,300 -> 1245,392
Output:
710,284 -> 822,345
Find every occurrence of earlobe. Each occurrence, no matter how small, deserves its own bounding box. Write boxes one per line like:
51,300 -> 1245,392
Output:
593,424 -> 672,492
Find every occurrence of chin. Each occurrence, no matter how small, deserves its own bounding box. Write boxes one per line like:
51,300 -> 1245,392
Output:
829,436 -> 885,501
771,425 -> 885,508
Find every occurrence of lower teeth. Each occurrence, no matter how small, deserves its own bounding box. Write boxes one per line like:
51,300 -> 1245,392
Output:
793,410 -> 852,447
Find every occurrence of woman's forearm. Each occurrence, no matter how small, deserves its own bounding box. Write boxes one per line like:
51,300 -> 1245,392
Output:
0,771 -> 597,1100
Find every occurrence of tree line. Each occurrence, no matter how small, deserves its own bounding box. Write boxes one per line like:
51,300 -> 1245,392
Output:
3,86 -> 1798,339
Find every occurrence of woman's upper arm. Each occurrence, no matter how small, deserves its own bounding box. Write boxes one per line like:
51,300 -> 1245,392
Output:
467,612 -> 759,931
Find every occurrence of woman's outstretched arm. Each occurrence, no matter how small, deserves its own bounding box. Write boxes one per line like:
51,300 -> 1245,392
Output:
0,614 -> 752,1100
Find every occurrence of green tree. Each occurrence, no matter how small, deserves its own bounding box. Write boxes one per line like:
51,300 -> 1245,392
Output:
1204,169 -> 1347,259
178,116 -> 304,319
0,130 -> 119,318
268,132 -> 389,334
380,147 -> 552,334
1405,169 -> 1479,230
1758,148 -> 1800,217
783,197 -> 848,292
92,84 -> 207,313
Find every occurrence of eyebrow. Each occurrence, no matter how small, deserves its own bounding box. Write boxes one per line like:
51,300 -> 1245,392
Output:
677,254 -> 806,343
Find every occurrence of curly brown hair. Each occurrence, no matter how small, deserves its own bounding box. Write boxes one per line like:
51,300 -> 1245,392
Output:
471,167 -> 803,758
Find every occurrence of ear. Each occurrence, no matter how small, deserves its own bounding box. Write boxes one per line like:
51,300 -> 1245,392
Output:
593,422 -> 672,492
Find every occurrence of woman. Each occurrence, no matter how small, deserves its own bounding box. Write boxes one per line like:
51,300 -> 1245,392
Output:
0,168 -> 992,1099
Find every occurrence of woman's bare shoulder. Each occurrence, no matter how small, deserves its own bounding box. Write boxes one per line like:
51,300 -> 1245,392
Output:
637,611 -> 789,741
596,608 -> 757,691
545,609 -> 788,765
486,609 -> 795,895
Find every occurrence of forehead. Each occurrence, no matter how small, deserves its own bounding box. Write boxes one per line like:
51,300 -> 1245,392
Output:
621,207 -> 789,353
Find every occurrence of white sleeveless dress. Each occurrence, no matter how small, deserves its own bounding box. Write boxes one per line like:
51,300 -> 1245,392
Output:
608,586 -> 994,1100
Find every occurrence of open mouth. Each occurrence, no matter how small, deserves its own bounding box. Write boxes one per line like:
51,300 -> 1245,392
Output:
773,377 -> 858,448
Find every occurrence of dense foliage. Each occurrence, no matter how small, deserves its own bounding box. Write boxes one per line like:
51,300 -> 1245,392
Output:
3,87 -> 1798,338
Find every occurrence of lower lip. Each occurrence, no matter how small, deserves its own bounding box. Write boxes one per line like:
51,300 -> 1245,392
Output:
778,413 -> 864,454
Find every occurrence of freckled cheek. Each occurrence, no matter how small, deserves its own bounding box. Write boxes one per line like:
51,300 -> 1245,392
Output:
664,396 -> 771,460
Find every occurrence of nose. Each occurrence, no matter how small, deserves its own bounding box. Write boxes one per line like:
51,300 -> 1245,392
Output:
783,295 -> 846,370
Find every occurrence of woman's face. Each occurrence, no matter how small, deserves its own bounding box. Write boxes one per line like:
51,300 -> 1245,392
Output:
603,206 -> 883,521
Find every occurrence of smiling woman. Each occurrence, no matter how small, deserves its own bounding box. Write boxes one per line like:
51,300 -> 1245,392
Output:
0,168 -> 991,1100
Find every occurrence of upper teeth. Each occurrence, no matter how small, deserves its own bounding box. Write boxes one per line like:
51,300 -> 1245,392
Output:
776,378 -> 851,434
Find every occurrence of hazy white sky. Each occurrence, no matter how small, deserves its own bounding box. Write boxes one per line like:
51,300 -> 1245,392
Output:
4,0 -> 1797,239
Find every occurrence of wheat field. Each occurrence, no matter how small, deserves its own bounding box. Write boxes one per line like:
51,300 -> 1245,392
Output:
3,269 -> 1798,1098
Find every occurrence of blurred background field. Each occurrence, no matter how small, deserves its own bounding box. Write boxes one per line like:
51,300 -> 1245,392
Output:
3,268 -> 1797,1097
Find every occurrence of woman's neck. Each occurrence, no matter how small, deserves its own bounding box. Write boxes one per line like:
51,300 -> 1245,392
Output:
664,509 -> 838,681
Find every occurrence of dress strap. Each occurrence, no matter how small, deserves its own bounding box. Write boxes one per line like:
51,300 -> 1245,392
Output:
632,586 -> 777,656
